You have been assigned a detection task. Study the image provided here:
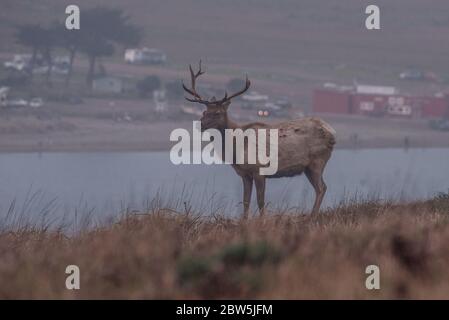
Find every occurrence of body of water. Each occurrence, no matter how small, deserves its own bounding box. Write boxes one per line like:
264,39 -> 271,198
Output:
0,148 -> 448,223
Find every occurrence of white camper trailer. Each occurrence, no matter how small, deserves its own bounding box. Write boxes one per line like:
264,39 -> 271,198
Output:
124,48 -> 167,65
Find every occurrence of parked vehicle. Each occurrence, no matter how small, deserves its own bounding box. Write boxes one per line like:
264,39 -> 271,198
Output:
6,98 -> 28,107
32,64 -> 69,75
3,54 -> 32,72
429,118 -> 449,131
399,70 -> 424,81
5,54 -> 69,75
29,97 -> 44,108
399,70 -> 440,82
257,100 -> 292,118
125,48 -> 167,65
241,91 -> 269,109
274,98 -> 292,109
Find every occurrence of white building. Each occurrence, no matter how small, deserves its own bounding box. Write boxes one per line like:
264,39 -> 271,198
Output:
92,77 -> 123,94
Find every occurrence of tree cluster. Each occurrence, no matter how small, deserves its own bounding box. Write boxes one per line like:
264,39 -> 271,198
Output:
15,7 -> 142,87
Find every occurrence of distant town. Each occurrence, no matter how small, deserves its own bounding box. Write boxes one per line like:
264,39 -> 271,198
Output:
1,4 -> 449,155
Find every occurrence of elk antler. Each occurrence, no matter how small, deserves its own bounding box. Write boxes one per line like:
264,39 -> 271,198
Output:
218,75 -> 251,104
182,61 -> 211,105
183,61 -> 251,106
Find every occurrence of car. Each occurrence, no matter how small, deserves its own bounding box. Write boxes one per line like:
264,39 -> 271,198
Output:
7,98 -> 28,107
429,118 -> 449,131
52,64 -> 69,75
32,65 -> 50,75
4,60 -> 28,72
274,99 -> 292,109
3,54 -> 32,72
257,102 -> 291,118
399,70 -> 424,81
241,91 -> 269,109
29,97 -> 44,108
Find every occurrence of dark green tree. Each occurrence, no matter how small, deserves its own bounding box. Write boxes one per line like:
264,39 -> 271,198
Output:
137,75 -> 161,98
52,22 -> 82,87
78,7 -> 143,86
40,24 -> 60,85
16,8 -> 143,88
165,79 -> 184,100
15,24 -> 59,85
15,24 -> 47,75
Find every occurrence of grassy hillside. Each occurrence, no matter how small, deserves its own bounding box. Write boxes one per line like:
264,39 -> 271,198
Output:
2,0 -> 449,73
2,0 -> 449,107
1,194 -> 448,299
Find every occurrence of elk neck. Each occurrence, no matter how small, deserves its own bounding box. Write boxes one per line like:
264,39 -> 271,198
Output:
216,114 -> 241,162
223,113 -> 240,130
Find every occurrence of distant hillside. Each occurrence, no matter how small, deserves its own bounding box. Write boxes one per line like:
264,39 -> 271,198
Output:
2,0 -> 449,72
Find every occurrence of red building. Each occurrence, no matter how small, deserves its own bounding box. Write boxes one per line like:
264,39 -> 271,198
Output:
351,94 -> 420,118
312,88 -> 352,114
313,85 -> 449,119
419,96 -> 448,118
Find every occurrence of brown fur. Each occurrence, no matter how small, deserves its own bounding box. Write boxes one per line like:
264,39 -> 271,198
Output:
210,114 -> 336,217
183,62 -> 336,217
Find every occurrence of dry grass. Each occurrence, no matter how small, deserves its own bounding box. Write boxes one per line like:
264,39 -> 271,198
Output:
0,195 -> 449,299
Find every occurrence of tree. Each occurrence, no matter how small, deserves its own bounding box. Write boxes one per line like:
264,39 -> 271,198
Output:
165,79 -> 184,100
15,24 -> 59,85
15,7 -> 143,88
80,36 -> 114,86
137,75 -> 161,98
52,22 -> 82,87
78,7 -> 143,86
15,24 -> 47,76
40,24 -> 60,86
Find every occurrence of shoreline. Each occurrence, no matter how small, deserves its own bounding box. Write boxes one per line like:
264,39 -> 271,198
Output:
0,138 -> 448,154
0,144 -> 448,154
1,111 -> 449,154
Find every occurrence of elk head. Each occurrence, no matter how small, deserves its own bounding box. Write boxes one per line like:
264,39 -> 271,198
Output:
182,61 -> 251,131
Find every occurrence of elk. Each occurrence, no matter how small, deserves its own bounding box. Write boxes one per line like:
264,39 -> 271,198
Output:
183,61 -> 336,218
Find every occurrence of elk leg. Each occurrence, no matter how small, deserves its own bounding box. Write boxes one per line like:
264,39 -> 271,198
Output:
305,160 -> 328,215
242,175 -> 253,219
254,176 -> 266,216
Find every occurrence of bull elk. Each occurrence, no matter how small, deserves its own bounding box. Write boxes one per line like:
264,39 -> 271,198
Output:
183,61 -> 336,217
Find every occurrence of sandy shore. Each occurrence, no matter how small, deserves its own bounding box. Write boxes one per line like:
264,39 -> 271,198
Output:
1,100 -> 449,153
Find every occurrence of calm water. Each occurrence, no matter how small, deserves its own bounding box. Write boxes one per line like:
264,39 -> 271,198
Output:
0,149 -> 448,223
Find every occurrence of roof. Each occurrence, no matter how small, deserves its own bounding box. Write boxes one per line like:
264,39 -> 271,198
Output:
356,85 -> 397,95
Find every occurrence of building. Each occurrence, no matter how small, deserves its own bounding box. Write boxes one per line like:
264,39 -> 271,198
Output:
419,95 -> 448,118
313,87 -> 352,114
313,83 -> 449,119
351,93 -> 419,118
92,77 -> 123,94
